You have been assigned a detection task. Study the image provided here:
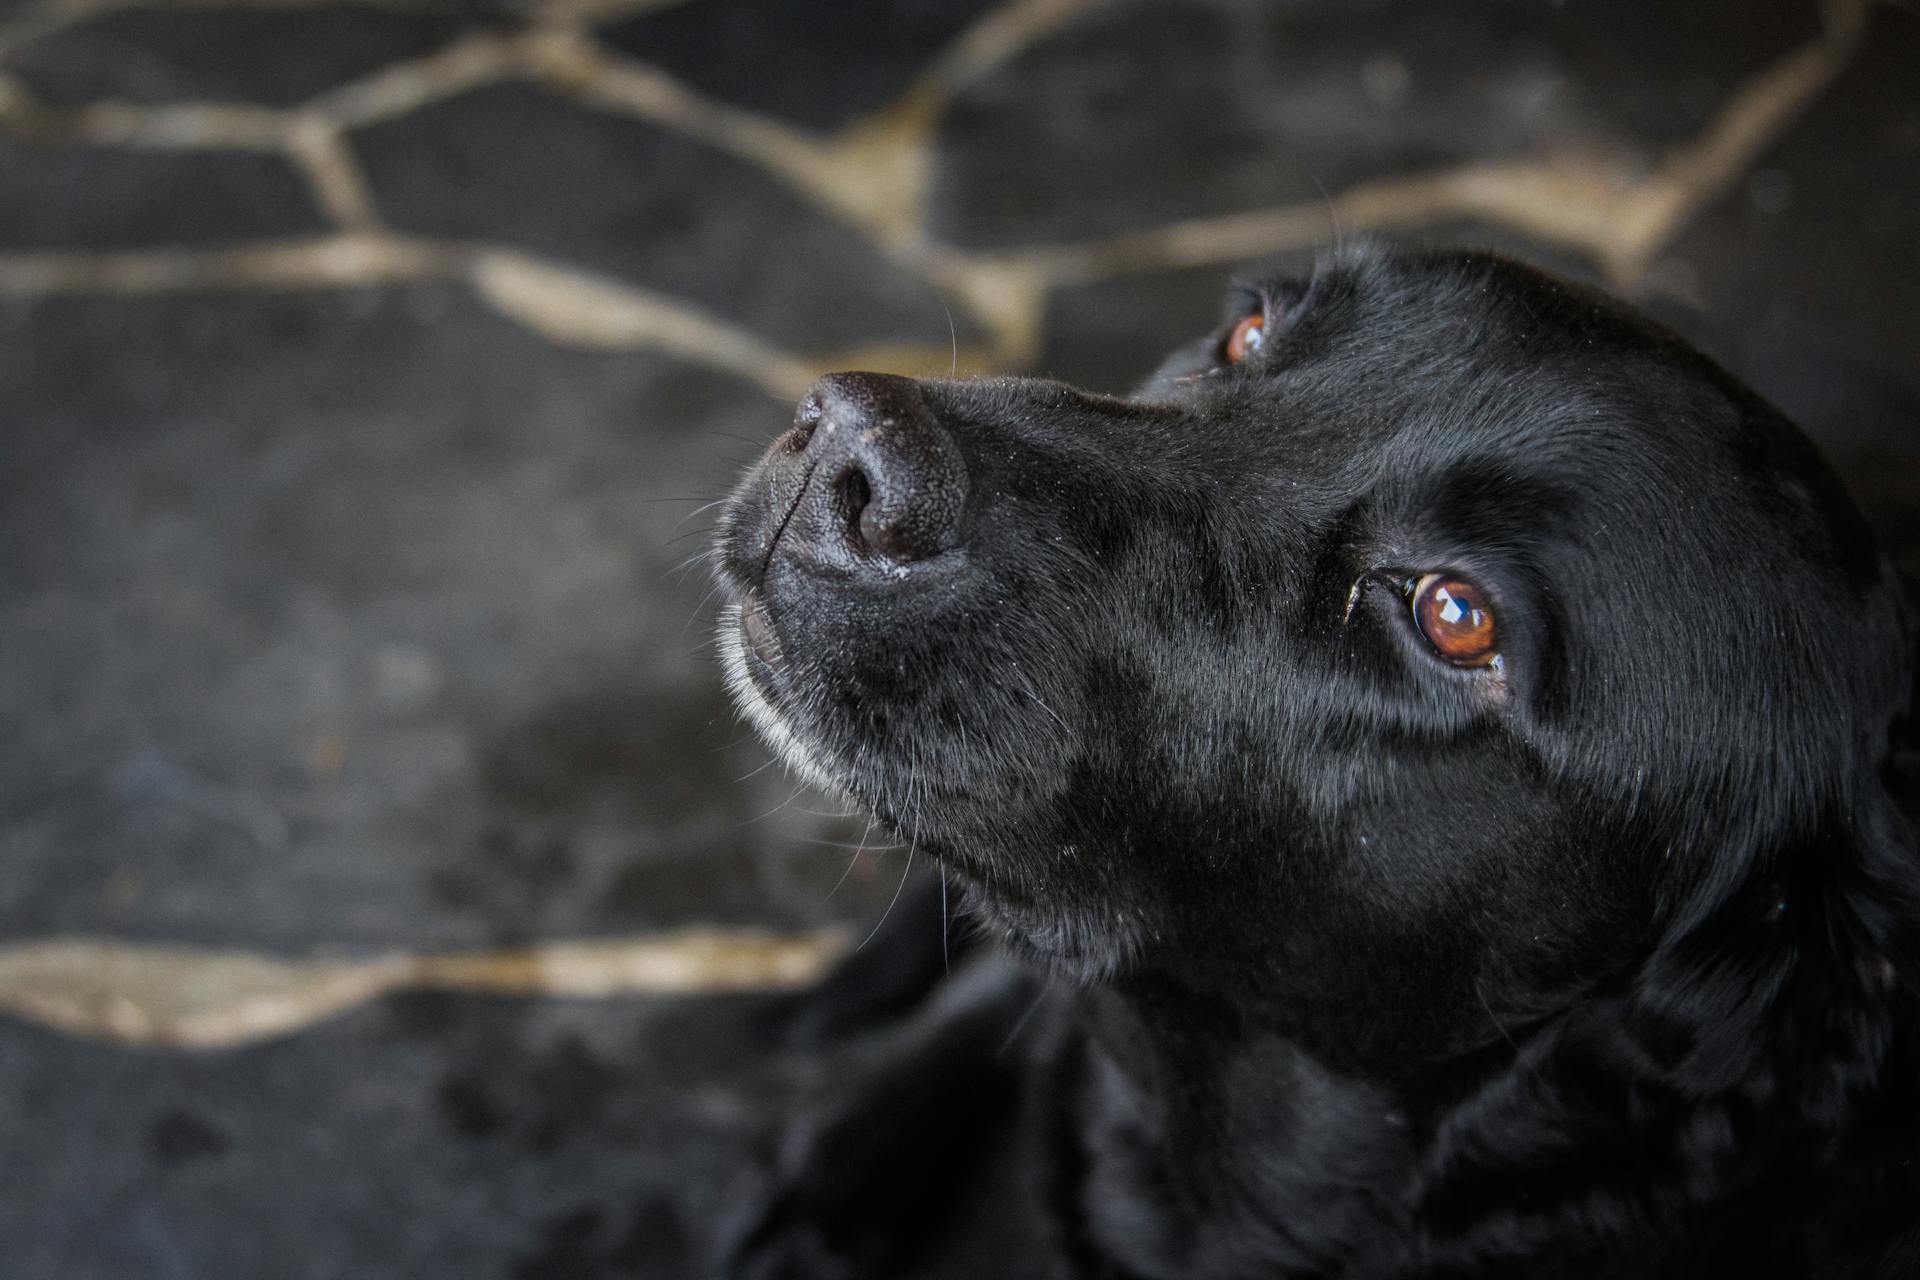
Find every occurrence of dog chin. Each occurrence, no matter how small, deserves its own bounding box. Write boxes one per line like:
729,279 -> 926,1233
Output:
717,601 -> 848,798
969,888 -> 1145,982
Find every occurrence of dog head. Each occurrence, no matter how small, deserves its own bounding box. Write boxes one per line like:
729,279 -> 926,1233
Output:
715,246 -> 1913,1079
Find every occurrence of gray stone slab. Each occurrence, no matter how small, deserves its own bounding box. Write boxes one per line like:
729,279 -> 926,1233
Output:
349,83 -> 975,353
2,7 -> 481,107
1641,289 -> 1920,585
1038,261 -> 1236,395
598,0 -> 999,132
1656,6 -> 1920,397
1551,0 -> 1820,142
0,142 -> 325,249
1646,7 -> 1920,577
931,0 -> 1816,249
0,993 -> 784,1278
0,286 -> 900,952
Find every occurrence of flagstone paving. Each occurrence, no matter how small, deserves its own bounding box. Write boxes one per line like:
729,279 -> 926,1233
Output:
0,0 -> 1915,1274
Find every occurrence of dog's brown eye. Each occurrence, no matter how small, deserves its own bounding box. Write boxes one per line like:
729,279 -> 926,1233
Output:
1224,313 -> 1265,364
1411,574 -> 1498,667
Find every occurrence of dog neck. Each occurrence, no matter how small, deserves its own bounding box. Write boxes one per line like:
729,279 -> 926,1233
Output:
1063,880 -> 1918,1279
1066,982 -> 1421,1276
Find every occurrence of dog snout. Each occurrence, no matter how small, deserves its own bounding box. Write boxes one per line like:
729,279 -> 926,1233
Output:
787,372 -> 968,565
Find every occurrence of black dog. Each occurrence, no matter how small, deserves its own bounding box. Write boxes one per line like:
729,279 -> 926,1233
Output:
713,245 -> 1920,1278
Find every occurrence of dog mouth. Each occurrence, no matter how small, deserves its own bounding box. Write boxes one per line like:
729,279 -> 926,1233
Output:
721,585 -> 791,717
738,588 -> 784,675
718,591 -> 848,797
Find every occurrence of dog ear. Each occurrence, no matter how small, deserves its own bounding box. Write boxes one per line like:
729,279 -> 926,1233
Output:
1622,778 -> 1920,1101
1838,573 -> 1920,994
1827,778 -> 1920,995
1405,788 -> 1920,1269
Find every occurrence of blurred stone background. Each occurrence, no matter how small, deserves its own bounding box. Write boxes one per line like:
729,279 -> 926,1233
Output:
0,0 -> 1915,1275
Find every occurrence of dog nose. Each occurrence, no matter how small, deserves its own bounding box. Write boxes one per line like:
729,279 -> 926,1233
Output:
787,372 -> 967,564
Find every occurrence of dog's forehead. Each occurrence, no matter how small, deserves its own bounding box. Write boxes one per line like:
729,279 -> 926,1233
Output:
1229,252 -> 1766,492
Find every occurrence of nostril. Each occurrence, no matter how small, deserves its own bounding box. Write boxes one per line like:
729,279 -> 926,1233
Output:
792,372 -> 967,567
834,467 -> 873,544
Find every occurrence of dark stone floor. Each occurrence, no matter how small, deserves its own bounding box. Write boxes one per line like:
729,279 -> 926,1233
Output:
1,1 -> 1916,1276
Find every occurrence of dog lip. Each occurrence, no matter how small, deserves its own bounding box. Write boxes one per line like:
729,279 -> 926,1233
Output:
740,590 -> 783,670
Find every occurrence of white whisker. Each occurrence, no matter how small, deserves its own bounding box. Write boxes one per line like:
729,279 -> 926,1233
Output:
860,837 -> 918,951
717,603 -> 847,797
827,814 -> 879,900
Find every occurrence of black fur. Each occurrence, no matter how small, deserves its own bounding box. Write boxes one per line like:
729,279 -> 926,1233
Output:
713,245 -> 1920,1278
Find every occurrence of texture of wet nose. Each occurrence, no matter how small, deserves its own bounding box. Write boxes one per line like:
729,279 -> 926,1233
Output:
791,372 -> 968,564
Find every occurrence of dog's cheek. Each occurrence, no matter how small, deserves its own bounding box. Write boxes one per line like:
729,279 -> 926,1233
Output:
804,586 -> 1098,844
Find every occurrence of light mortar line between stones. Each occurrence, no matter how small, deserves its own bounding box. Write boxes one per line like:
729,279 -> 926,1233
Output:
904,0 -> 1101,112
0,82 -> 380,226
0,233 -> 451,291
0,927 -> 850,1049
904,248 -> 1055,368
0,232 -> 979,399
467,247 -> 820,396
0,72 -> 289,146
809,0 -> 1107,239
287,115 -> 381,227
303,30 -> 524,127
999,157 -> 1635,289
536,0 -> 698,25
529,0 -> 1101,250
475,247 -> 1001,386
0,0 -> 445,60
521,29 -> 856,216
